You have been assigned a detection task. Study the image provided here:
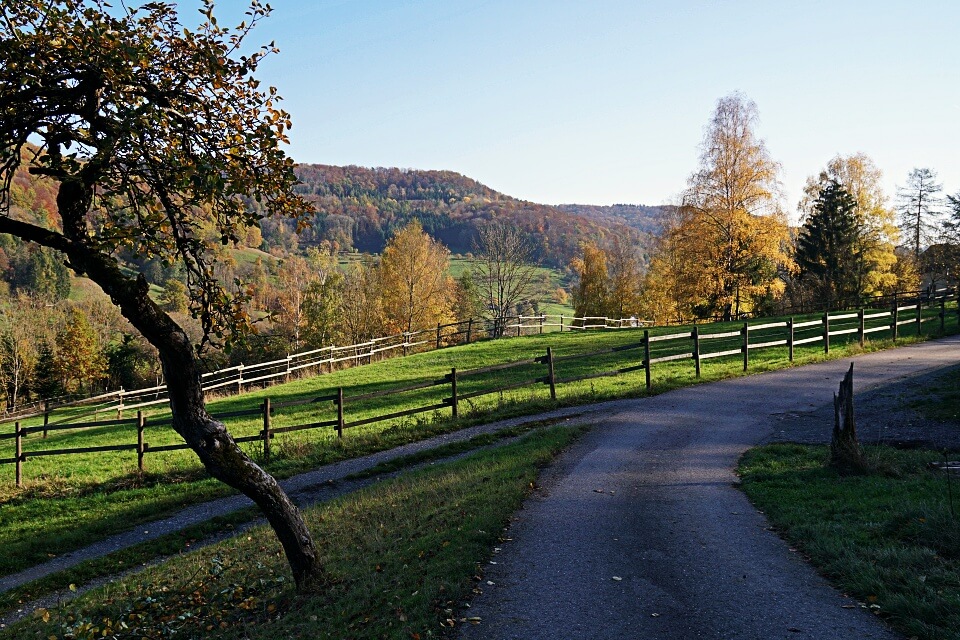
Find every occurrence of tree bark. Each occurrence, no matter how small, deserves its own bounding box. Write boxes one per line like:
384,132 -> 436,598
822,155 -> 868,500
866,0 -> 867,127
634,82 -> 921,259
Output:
830,363 -> 867,474
0,188 -> 323,591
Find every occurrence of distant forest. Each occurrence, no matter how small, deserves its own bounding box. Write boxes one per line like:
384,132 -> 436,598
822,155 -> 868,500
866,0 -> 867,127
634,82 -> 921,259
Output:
255,164 -> 665,268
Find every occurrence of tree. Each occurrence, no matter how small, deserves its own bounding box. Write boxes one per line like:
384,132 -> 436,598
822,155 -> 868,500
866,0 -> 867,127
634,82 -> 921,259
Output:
605,236 -> 643,318
270,255 -> 321,351
473,222 -> 539,337
160,278 -> 189,313
55,308 -> 107,394
676,93 -> 793,320
799,153 -> 898,300
0,295 -> 47,408
795,182 -> 860,310
301,270 -> 343,348
570,242 -> 610,319
378,220 -> 453,335
339,263 -> 382,343
897,168 -> 943,261
107,333 -> 159,391
0,1 -> 321,588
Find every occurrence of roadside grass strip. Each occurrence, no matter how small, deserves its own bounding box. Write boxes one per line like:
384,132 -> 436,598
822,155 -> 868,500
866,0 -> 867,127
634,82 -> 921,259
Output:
2,424 -> 585,640
738,444 -> 960,640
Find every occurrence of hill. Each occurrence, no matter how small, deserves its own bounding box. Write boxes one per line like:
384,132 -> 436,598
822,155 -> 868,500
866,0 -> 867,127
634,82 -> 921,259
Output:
257,164 -> 651,268
556,203 -> 672,237
2,153 -> 660,275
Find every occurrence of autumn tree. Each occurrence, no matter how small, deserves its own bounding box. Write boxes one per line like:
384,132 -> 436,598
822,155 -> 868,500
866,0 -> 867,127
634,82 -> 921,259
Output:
160,278 -> 189,313
301,270 -> 343,348
473,222 -> 539,337
671,93 -> 793,320
898,168 -> 943,261
56,308 -> 108,393
795,182 -> 860,310
605,236 -> 643,318
0,294 -> 49,408
640,209 -> 703,324
0,1 -> 321,588
799,153 -> 899,300
378,220 -> 454,335
270,255 -> 321,351
570,242 -> 610,319
339,262 -> 383,343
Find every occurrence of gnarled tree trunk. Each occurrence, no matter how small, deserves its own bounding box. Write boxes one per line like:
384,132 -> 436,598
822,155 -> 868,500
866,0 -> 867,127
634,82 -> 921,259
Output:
0,184 -> 323,591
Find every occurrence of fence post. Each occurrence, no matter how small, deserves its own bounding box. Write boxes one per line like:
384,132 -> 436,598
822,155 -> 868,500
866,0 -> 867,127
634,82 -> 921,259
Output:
857,309 -> 865,348
450,368 -> 459,418
262,397 -> 272,463
237,363 -> 244,395
940,298 -> 946,332
402,333 -> 408,358
137,410 -> 145,472
546,347 -> 557,400
437,323 -> 442,350
467,318 -> 473,344
15,421 -> 22,488
741,322 -> 749,371
915,302 -> 922,336
560,315 -> 564,332
42,400 -> 49,439
117,389 -> 124,420
692,325 -> 701,379
787,317 -> 794,362
539,315 -> 544,335
823,313 -> 830,354
517,317 -> 522,337
643,330 -> 651,391
286,355 -> 292,382
336,387 -> 344,439
891,301 -> 899,341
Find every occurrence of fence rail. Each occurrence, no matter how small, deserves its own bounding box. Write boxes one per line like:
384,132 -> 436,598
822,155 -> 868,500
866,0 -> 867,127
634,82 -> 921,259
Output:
4,290 -> 957,487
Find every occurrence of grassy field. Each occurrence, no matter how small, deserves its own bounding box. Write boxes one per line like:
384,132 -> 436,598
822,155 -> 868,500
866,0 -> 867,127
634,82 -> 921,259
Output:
738,444 -> 960,640
0,302 -> 953,581
2,424 -> 586,640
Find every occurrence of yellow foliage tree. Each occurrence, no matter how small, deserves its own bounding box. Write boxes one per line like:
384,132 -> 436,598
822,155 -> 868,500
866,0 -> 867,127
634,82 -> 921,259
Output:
651,93 -> 793,321
570,242 -> 610,319
378,220 -> 454,334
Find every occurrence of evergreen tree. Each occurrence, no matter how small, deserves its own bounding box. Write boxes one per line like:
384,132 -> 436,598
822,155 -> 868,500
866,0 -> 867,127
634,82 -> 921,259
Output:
34,340 -> 62,400
796,182 -> 860,309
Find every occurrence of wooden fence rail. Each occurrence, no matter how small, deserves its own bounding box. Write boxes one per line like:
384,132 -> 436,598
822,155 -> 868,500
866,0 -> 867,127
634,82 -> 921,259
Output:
2,293 -> 958,487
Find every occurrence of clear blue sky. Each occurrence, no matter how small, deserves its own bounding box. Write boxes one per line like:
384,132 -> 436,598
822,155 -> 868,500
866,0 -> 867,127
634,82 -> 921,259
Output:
213,0 -> 959,217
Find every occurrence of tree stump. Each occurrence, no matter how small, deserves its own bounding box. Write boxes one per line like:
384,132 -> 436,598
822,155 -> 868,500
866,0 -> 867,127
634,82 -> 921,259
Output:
830,363 -> 868,474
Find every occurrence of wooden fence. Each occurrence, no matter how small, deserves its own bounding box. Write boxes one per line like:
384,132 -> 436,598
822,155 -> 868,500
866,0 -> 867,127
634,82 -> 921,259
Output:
7,285 -> 950,428
2,293 -> 957,487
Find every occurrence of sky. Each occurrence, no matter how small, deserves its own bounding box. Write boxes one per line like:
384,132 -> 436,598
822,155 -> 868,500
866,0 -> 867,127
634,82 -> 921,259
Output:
207,0 -> 958,219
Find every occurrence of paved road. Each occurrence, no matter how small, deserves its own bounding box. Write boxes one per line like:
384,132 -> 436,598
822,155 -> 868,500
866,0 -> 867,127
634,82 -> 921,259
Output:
459,336 -> 960,640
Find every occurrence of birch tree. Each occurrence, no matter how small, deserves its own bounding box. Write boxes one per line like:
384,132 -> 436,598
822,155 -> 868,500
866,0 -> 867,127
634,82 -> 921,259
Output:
666,93 -> 793,320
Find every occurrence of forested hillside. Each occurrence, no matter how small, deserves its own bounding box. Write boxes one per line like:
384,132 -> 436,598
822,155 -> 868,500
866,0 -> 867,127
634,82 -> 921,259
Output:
556,203 -> 671,266
257,164 -> 653,267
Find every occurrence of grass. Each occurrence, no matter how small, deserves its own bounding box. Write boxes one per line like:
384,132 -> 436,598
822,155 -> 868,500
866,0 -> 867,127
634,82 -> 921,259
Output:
0,302 -> 953,582
738,443 -> 960,640
911,365 -> 960,425
2,424 -> 586,640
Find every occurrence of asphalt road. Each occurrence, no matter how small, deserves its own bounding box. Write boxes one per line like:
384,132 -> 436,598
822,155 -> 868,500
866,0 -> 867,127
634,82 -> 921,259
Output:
459,335 -> 960,640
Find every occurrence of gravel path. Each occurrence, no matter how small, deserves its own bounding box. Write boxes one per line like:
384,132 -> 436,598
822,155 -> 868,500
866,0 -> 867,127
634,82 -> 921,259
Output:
458,335 -> 960,640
